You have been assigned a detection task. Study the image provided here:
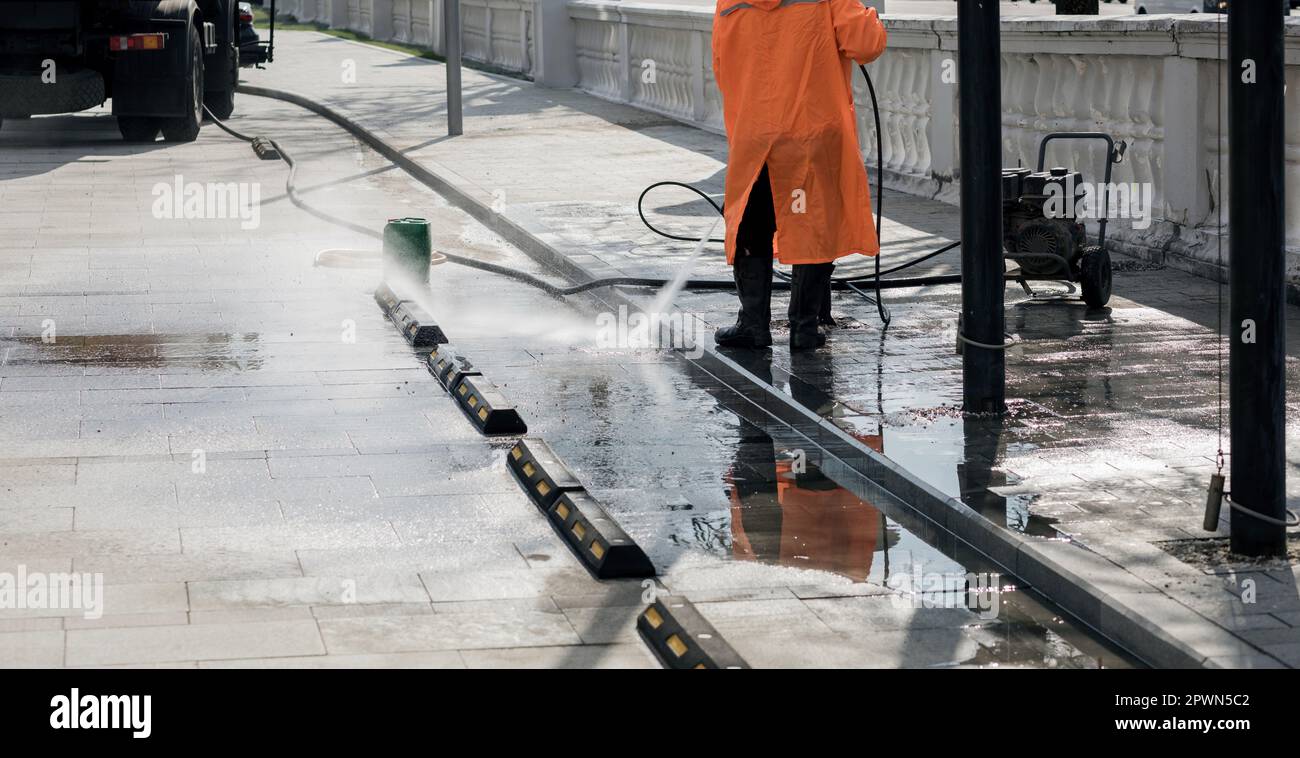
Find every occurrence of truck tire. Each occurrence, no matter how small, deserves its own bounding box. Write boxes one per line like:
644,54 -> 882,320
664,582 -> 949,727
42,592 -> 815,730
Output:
118,116 -> 160,142
161,26 -> 204,143
204,48 -> 236,119
204,79 -> 235,119
203,2 -> 238,120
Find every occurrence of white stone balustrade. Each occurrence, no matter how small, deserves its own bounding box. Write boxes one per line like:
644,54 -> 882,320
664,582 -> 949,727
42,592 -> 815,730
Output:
276,0 -> 534,74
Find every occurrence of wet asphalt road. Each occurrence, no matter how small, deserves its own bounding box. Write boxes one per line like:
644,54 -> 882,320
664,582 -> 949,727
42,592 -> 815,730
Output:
0,97 -> 1132,667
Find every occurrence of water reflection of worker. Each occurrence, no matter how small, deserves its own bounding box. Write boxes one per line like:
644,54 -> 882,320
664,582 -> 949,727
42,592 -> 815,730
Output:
711,0 -> 887,351
727,429 -> 881,582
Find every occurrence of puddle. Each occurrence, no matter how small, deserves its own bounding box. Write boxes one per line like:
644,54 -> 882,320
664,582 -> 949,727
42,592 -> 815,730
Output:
695,379 -> 1130,667
3,333 -> 265,371
721,346 -> 1066,540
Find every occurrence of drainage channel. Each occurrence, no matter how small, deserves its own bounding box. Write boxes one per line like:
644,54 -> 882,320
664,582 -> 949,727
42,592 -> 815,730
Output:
235,89 -> 1141,668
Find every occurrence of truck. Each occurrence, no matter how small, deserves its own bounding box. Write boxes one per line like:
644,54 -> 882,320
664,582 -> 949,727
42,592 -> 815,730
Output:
0,0 -> 274,142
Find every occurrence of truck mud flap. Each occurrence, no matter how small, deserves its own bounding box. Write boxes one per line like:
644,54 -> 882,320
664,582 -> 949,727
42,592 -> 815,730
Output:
0,68 -> 105,117
111,18 -> 190,118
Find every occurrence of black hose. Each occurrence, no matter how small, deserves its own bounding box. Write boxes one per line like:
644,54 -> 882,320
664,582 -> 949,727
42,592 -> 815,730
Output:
219,78 -> 962,306
860,63 -> 890,326
206,104 -> 746,298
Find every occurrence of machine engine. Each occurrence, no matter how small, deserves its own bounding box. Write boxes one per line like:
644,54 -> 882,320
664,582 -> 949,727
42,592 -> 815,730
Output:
1001,167 -> 1088,278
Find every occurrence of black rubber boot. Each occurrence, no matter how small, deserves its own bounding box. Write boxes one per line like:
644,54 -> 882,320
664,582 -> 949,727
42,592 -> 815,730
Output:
715,249 -> 774,348
789,263 -> 833,351
819,264 -> 836,327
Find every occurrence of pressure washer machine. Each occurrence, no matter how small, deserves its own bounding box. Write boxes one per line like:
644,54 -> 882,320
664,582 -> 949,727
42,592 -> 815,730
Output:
1001,132 -> 1127,308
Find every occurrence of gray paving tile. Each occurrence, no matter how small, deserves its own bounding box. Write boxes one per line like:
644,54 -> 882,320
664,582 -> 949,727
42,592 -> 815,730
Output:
66,620 -> 326,666
459,643 -> 657,669
188,574 -> 430,610
318,611 -> 581,654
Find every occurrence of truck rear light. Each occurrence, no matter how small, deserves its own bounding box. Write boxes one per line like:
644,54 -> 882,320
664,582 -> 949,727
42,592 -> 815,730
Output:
109,33 -> 167,52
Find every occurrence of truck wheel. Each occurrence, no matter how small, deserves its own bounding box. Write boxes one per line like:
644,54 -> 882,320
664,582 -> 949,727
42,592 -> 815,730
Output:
118,116 -> 160,142
204,85 -> 235,120
204,41 -> 238,120
161,27 -> 204,143
1079,246 -> 1113,309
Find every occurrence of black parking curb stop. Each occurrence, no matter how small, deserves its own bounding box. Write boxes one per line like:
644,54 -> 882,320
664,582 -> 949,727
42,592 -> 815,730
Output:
374,283 -> 405,316
549,491 -> 655,579
390,301 -> 447,348
426,344 -> 481,393
637,598 -> 749,669
506,438 -> 583,511
454,375 -> 527,435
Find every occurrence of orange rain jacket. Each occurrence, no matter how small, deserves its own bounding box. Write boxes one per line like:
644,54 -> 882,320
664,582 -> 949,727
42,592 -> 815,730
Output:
712,0 -> 888,265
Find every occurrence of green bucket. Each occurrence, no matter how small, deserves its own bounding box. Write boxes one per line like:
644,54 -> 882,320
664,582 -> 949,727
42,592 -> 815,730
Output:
383,217 -> 432,284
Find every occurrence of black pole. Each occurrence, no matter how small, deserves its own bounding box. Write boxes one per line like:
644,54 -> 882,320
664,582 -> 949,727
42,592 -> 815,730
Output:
444,0 -> 463,136
1055,0 -> 1099,14
958,0 -> 1004,414
1228,2 -> 1287,556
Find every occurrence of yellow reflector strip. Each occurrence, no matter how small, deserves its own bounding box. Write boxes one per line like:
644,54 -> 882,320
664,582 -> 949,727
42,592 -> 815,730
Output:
458,385 -> 468,396
589,541 -> 605,560
644,607 -> 663,629
694,663 -> 708,669
536,481 -> 551,496
555,502 -> 570,520
665,634 -> 688,657
522,462 -> 535,477
467,395 -> 479,408
511,446 -> 522,460
478,407 -> 489,421
436,360 -> 446,370
572,521 -> 586,541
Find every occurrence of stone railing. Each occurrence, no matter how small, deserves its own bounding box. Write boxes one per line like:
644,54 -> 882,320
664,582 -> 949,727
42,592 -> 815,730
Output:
563,4 -> 1300,286
276,0 -> 535,75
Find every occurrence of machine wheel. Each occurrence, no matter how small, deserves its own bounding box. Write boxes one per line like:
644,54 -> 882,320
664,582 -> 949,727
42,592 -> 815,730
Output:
1079,246 -> 1113,309
161,27 -> 204,143
118,116 -> 160,142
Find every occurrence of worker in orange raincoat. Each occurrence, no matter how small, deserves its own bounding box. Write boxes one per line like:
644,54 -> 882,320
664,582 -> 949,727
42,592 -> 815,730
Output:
712,0 -> 887,350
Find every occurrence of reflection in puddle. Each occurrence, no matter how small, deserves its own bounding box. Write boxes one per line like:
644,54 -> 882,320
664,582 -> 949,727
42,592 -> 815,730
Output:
728,434 -> 891,583
3,333 -> 264,371
692,352 -> 1133,667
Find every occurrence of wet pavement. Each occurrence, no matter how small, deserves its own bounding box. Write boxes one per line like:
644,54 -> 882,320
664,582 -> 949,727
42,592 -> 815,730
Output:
0,48 -> 1138,666
216,29 -> 1300,666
